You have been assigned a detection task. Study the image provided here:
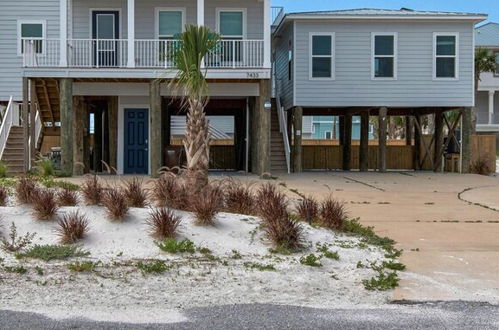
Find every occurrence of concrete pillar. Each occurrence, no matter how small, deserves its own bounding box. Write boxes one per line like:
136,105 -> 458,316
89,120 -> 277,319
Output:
343,113 -> 352,171
414,115 -> 421,170
378,107 -> 387,172
73,96 -> 84,176
359,111 -> 369,172
256,79 -> 271,175
292,106 -> 303,173
150,80 -> 162,177
434,111 -> 444,172
60,78 -> 73,175
461,107 -> 472,173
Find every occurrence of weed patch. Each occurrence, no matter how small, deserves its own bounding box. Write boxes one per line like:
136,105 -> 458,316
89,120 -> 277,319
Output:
363,271 -> 399,291
299,254 -> 323,267
67,261 -> 96,272
16,244 -> 90,261
156,238 -> 196,254
136,260 -> 170,274
243,262 -> 276,271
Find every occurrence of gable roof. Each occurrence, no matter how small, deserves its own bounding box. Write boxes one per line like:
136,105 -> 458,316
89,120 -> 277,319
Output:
475,22 -> 499,47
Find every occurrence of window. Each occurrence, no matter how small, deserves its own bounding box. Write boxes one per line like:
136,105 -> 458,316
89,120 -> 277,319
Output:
288,39 -> 293,81
324,131 -> 332,140
434,33 -> 458,79
310,33 -> 334,79
156,8 -> 185,39
217,9 -> 245,39
17,20 -> 45,55
372,33 -> 397,79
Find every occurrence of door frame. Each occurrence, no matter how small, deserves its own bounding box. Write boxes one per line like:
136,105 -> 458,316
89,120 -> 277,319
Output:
118,101 -> 151,175
90,9 -> 121,67
89,8 -> 122,39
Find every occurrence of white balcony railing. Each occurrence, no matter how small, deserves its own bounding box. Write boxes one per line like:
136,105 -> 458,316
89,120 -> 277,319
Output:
23,38 -> 265,69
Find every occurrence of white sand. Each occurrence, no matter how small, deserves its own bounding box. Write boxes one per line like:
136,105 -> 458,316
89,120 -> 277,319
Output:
0,194 -> 393,323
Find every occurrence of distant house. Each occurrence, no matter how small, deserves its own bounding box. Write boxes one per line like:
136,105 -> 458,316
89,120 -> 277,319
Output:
302,116 -> 374,140
273,8 -> 486,172
475,22 -> 499,149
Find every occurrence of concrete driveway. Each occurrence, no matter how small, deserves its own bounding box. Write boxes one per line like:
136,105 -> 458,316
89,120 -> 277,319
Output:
263,171 -> 499,303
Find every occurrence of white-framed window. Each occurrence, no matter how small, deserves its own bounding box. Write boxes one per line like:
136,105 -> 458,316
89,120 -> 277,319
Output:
371,32 -> 397,79
433,32 -> 459,80
309,33 -> 335,80
17,20 -> 46,56
155,8 -> 186,40
216,8 -> 246,40
324,131 -> 332,139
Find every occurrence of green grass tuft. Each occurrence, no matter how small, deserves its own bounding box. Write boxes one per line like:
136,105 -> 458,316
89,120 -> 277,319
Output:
67,261 -> 96,272
136,260 -> 170,274
243,262 -> 276,271
382,261 -> 406,271
156,238 -> 196,254
3,265 -> 28,274
16,244 -> 90,261
299,254 -> 323,267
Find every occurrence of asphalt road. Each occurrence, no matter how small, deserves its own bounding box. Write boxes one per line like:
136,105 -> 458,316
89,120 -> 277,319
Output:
1,302 -> 498,330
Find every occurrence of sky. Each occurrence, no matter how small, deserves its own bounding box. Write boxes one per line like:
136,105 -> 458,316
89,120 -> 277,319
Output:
271,0 -> 498,25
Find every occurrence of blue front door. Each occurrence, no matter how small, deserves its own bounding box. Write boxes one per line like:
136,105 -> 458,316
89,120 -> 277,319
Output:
124,108 -> 149,174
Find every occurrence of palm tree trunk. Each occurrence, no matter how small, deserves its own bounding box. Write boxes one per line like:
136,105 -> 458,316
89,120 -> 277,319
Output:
183,98 -> 210,188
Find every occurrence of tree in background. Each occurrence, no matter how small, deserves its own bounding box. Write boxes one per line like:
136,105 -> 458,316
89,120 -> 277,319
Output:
474,47 -> 497,133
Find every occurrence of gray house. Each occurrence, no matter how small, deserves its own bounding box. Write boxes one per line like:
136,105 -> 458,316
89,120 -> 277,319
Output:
272,8 -> 486,172
0,0 -> 274,176
475,22 -> 499,148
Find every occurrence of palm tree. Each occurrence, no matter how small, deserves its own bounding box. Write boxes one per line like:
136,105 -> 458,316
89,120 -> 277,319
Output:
169,25 -> 220,187
473,47 -> 497,132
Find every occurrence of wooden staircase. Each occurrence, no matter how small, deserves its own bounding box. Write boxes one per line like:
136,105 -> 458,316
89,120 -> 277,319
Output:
2,127 -> 25,174
270,102 -> 288,173
33,78 -> 60,124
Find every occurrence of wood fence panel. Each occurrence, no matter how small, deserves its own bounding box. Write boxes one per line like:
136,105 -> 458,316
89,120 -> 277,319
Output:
472,135 -> 496,173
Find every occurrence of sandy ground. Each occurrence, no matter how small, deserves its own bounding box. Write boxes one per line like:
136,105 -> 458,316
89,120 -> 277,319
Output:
58,172 -> 499,304
0,199 -> 392,322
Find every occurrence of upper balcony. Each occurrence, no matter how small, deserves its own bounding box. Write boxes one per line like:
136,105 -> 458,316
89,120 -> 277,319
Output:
21,0 -> 271,80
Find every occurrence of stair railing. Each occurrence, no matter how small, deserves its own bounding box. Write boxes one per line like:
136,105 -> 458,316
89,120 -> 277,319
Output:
0,96 -> 17,159
275,80 -> 291,173
28,103 -> 43,168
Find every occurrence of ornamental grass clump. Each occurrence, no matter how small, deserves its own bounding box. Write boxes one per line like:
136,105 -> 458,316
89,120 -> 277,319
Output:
146,208 -> 182,240
296,196 -> 319,224
223,178 -> 256,215
256,183 -> 303,251
57,188 -> 79,207
57,211 -> 89,244
124,178 -> 148,208
191,185 -> 223,226
152,175 -> 189,210
31,188 -> 58,221
81,175 -> 103,205
102,187 -> 129,221
16,176 -> 37,204
319,196 -> 348,230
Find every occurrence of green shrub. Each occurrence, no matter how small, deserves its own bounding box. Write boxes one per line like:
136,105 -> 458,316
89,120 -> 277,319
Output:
316,243 -> 340,260
363,271 -> 399,291
36,157 -> 55,177
1,222 -> 36,252
156,238 -> 196,254
4,265 -> 28,274
382,261 -> 406,271
16,244 -> 90,261
299,254 -> 323,267
136,260 -> 170,274
38,177 -> 79,191
0,162 -> 8,178
343,218 -> 396,250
